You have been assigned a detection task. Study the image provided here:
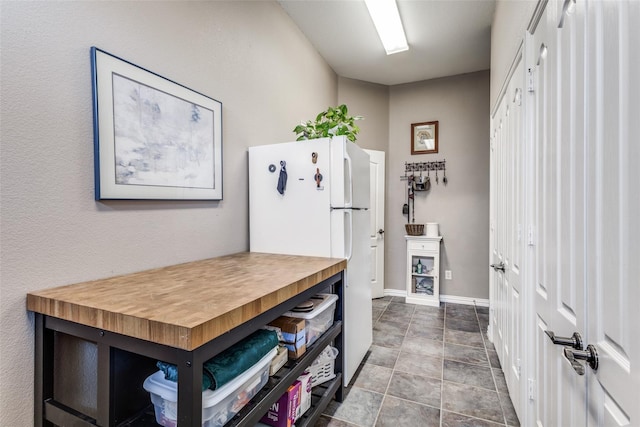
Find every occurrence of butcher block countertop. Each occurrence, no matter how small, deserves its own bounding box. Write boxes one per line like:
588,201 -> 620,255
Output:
27,252 -> 346,351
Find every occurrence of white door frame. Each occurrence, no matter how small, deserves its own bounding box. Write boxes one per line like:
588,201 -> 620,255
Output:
365,149 -> 385,299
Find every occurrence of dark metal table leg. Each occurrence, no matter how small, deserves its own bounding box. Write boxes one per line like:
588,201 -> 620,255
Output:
177,351 -> 202,426
34,313 -> 55,427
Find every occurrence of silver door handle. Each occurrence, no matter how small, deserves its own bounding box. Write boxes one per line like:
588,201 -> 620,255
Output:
490,262 -> 505,272
545,330 -> 583,350
563,345 -> 599,375
378,229 -> 384,236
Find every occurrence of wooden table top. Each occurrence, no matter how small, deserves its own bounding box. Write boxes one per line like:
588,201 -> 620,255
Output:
27,252 -> 346,351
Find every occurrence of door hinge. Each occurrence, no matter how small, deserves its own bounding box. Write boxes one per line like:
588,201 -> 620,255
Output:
528,378 -> 536,401
527,68 -> 535,92
527,225 -> 535,246
514,88 -> 522,106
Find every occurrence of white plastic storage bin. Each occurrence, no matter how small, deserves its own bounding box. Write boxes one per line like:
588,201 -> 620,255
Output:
307,346 -> 339,387
143,348 -> 277,427
283,294 -> 338,347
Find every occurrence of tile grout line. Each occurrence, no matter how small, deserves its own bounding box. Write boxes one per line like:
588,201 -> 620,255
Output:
373,299 -> 396,426
371,298 -> 403,427
440,302 -> 447,427
371,298 -> 393,427
476,301 -> 511,427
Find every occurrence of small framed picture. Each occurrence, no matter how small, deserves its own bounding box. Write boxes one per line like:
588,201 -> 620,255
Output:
411,121 -> 439,155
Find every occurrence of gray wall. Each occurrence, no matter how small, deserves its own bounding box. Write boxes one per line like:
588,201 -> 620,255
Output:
387,71 -> 491,298
0,1 -> 337,424
337,76 -> 390,153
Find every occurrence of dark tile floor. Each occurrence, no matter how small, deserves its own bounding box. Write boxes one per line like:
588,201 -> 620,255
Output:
315,296 -> 520,427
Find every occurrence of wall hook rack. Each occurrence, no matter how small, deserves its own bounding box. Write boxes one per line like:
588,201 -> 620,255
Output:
400,160 -> 447,182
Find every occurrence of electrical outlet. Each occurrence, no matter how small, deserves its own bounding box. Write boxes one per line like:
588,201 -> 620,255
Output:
445,270 -> 452,280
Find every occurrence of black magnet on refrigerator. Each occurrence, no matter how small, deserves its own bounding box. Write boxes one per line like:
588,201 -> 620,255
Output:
314,168 -> 323,189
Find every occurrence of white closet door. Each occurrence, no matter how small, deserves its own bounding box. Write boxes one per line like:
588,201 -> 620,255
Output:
529,0 -> 639,425
531,1 -> 589,425
585,0 -> 640,425
490,51 -> 525,421
505,55 -> 525,418
489,100 -> 506,378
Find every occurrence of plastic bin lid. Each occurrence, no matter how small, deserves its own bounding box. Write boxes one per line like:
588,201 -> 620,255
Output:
283,293 -> 338,320
143,347 -> 277,407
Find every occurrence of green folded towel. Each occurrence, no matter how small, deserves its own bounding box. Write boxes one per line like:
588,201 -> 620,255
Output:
156,329 -> 278,391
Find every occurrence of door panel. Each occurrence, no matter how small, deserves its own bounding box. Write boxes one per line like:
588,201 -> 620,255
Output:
506,57 -> 524,416
554,3 -> 589,427
490,50 -> 525,420
494,1 -> 638,425
490,105 -> 509,378
586,0 -> 639,425
533,1 -> 591,424
365,149 -> 385,299
530,1 -> 638,426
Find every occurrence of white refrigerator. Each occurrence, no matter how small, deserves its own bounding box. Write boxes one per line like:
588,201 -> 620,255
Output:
248,135 -> 372,386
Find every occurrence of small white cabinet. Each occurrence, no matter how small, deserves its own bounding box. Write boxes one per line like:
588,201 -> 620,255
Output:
405,235 -> 442,307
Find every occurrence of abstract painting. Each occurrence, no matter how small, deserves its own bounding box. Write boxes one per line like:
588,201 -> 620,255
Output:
91,47 -> 222,200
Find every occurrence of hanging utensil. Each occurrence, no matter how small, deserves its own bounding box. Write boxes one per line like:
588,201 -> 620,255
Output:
435,167 -> 439,184
410,184 -> 415,223
402,175 -> 413,224
403,174 -> 410,216
443,163 -> 448,184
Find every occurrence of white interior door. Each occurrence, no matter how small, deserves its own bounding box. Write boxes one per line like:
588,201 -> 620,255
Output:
585,0 -> 639,425
490,52 -> 525,420
530,2 -> 588,426
365,149 -> 385,299
528,1 -> 639,425
490,94 -> 506,383
505,54 -> 525,419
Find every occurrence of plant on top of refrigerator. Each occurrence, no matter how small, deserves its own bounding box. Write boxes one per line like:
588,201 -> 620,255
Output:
293,104 -> 363,142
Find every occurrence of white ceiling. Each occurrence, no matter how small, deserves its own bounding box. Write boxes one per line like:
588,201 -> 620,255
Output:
278,0 -> 496,86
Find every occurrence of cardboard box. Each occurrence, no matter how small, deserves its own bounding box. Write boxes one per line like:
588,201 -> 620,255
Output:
269,345 -> 288,376
259,382 -> 300,427
295,372 -> 313,421
267,316 -> 306,359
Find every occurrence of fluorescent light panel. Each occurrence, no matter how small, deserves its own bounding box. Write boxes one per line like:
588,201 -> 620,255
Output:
364,0 -> 408,55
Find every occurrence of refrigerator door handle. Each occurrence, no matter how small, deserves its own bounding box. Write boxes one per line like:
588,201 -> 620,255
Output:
345,209 -> 353,263
344,152 -> 353,208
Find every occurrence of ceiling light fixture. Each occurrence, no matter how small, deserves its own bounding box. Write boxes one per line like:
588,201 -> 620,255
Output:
364,0 -> 409,55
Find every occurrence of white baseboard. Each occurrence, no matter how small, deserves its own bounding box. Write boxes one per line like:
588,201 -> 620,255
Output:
383,289 -> 489,307
382,289 -> 406,298
440,294 -> 489,307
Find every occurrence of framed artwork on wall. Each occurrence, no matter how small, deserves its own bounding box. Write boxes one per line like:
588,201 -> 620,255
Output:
91,47 -> 223,200
411,121 -> 438,155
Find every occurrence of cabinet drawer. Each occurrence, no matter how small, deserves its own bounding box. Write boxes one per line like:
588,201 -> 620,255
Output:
407,240 -> 439,251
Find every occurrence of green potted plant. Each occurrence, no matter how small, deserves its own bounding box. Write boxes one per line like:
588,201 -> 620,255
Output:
293,104 -> 363,142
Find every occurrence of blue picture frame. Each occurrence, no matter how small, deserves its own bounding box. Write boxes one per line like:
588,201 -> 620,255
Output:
91,47 -> 223,200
